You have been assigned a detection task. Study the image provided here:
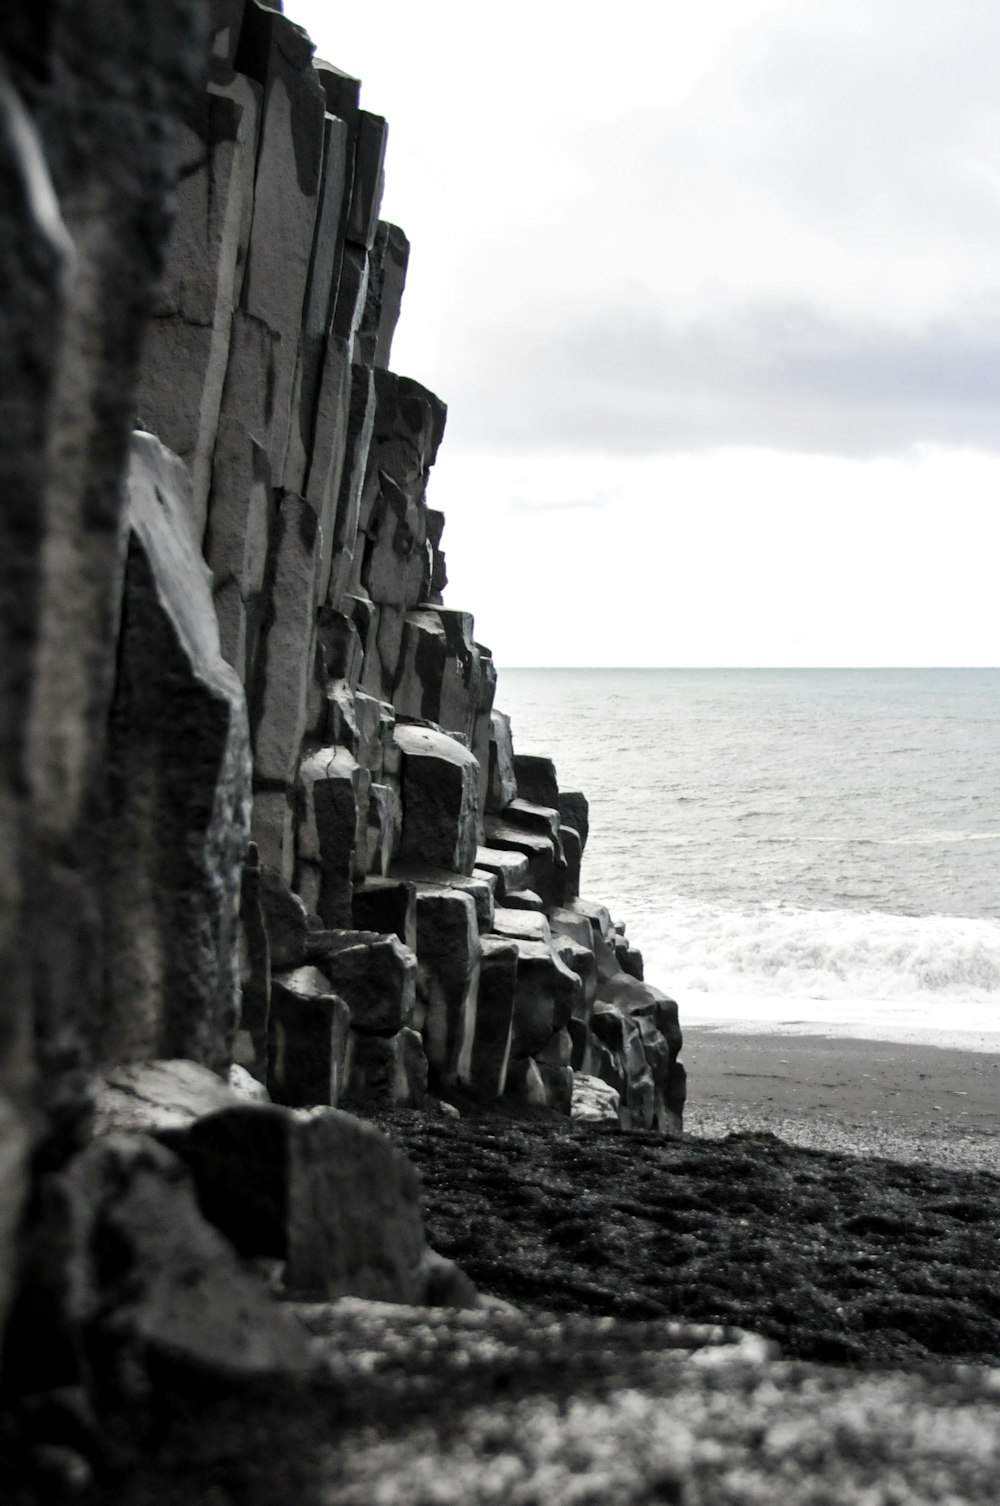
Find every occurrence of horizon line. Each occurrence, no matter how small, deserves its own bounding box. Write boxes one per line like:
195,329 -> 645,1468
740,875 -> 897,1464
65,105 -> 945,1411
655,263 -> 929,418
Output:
495,663 -> 1000,672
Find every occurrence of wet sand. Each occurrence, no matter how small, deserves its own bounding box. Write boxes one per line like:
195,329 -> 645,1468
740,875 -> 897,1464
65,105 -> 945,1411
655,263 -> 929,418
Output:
683,1028 -> 1000,1171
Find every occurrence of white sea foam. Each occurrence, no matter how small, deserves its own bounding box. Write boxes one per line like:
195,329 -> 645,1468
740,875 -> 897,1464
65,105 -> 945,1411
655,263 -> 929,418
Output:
620,901 -> 1000,1044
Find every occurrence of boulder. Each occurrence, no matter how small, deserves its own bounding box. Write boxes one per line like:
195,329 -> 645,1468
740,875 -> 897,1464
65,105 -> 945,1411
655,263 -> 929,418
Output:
415,889 -> 481,1086
8,1135 -> 309,1425
571,1074 -> 621,1124
101,434 -> 250,1072
395,725 -> 480,875
509,941 -> 581,1061
159,1103 -> 453,1303
268,967 -> 351,1108
228,1064 -> 271,1102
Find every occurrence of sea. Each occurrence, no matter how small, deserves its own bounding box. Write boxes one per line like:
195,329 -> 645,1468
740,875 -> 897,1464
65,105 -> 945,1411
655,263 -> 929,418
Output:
495,668 -> 1000,1051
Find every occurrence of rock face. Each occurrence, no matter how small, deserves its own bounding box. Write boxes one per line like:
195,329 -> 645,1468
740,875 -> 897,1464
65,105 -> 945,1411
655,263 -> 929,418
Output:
0,0 -> 685,1472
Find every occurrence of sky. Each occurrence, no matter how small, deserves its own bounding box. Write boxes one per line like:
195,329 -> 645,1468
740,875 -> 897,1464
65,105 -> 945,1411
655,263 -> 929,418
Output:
290,0 -> 1000,667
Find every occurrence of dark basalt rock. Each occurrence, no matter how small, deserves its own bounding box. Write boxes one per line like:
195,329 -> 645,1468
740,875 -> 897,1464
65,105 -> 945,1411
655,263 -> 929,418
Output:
0,1 -> 692,1480
267,966 -> 351,1107
512,753 -> 560,810
101,434 -> 251,1074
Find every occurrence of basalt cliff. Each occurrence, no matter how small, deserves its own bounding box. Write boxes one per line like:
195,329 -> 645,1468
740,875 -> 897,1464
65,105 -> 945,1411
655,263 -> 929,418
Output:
5,6 -> 1000,1503
0,0 -> 685,1481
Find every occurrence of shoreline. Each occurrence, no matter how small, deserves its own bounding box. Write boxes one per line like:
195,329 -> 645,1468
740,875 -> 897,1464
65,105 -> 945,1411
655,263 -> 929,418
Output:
682,1027 -> 1000,1173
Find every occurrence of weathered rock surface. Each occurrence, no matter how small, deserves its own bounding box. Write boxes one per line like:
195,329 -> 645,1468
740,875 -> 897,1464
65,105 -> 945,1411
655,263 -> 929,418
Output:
101,433 -> 251,1073
395,724 -> 480,874
268,966 -> 351,1108
93,1060 -> 244,1136
158,1103 -> 462,1303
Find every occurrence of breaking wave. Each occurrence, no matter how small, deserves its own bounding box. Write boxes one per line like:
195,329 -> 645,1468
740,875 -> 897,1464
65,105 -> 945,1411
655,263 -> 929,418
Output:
630,901 -> 1000,1007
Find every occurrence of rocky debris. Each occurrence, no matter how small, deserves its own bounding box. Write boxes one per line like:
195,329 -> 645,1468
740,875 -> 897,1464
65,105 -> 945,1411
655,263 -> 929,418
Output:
571,1073 -> 621,1122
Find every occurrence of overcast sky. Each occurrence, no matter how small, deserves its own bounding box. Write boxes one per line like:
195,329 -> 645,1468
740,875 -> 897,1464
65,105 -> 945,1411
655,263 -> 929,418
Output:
291,0 -> 1000,667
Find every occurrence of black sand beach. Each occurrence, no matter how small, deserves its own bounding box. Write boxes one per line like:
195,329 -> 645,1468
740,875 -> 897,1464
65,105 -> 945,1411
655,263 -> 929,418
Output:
367,1031 -> 1000,1370
682,1028 -> 1000,1170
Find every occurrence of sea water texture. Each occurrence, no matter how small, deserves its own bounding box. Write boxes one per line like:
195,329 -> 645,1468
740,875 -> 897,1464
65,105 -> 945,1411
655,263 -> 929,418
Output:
496,668 -> 1000,1050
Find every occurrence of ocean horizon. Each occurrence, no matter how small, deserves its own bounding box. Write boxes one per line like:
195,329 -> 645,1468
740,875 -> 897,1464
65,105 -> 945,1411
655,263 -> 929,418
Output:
494,666 -> 1000,1052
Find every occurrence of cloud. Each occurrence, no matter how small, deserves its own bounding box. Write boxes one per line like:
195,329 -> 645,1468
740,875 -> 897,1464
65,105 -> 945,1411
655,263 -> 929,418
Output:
508,495 -> 610,513
439,303 -> 1000,456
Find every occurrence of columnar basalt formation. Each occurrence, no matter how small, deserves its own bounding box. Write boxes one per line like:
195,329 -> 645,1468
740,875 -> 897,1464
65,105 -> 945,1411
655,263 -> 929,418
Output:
126,0 -> 687,1139
0,0 -> 684,1470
